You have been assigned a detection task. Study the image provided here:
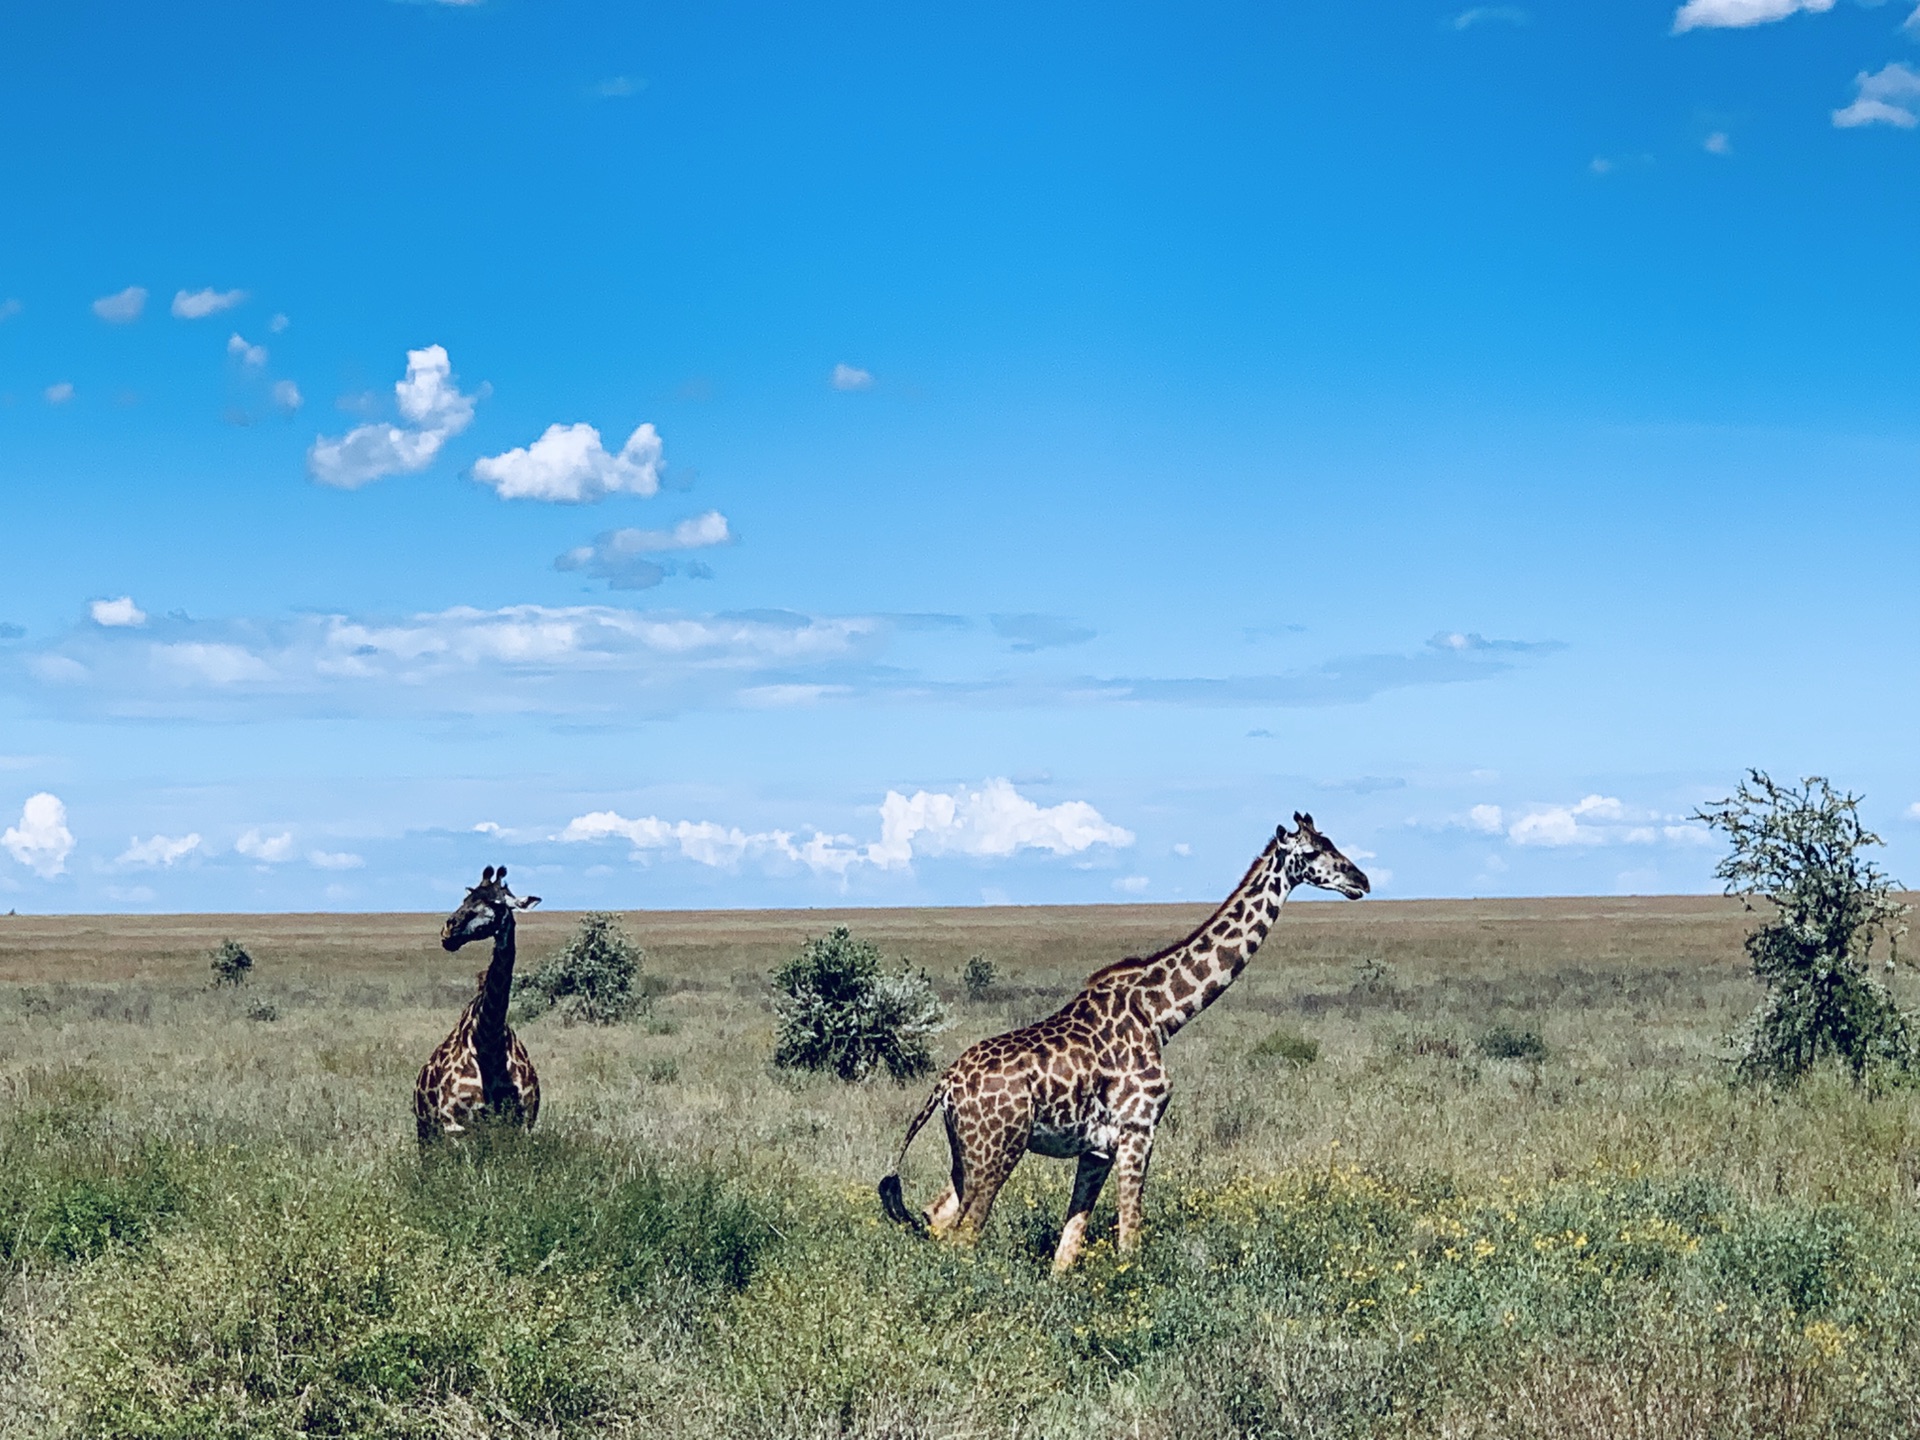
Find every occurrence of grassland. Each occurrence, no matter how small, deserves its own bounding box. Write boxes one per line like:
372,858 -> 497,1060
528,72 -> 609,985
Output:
5,896 -> 1920,1438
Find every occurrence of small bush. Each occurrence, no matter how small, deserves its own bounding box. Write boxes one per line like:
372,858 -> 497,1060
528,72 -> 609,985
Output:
1477,1024 -> 1548,1063
771,926 -> 950,1082
961,953 -> 999,1001
516,912 -> 646,1025
1250,1026 -> 1320,1067
208,938 -> 253,987
245,1001 -> 279,1023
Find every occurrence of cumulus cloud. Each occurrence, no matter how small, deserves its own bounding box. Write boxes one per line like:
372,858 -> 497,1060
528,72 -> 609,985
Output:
991,614 -> 1096,653
172,288 -> 247,319
44,382 -> 74,405
91,286 -> 147,323
236,828 -> 295,863
561,777 -> 1131,880
868,778 -> 1134,868
1467,803 -> 1505,834
89,597 -> 146,628
831,363 -> 874,391
117,833 -> 202,867
1497,795 -> 1712,849
308,345 -> 476,489
556,512 -> 733,588
3,793 -> 75,877
227,333 -> 268,367
472,421 -> 663,502
271,380 -> 303,412
1834,63 -> 1920,129
1672,0 -> 1831,30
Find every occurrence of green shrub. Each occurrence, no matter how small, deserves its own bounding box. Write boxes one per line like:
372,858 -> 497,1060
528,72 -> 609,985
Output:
1697,771 -> 1912,1086
516,912 -> 646,1025
0,1145 -> 183,1264
961,953 -> 999,1001
208,938 -> 252,987
771,925 -> 949,1081
1250,1026 -> 1320,1067
1477,1024 -> 1547,1062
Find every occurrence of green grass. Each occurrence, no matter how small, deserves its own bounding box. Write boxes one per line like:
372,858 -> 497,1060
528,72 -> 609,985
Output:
6,898 -> 1920,1436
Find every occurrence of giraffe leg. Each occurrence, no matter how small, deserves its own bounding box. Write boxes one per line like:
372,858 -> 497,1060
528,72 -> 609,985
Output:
1112,1126 -> 1157,1253
1051,1151 -> 1114,1272
953,1134 -> 1023,1243
925,1109 -> 968,1234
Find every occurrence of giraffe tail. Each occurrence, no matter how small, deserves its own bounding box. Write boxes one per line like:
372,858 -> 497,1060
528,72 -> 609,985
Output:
877,1083 -> 944,1232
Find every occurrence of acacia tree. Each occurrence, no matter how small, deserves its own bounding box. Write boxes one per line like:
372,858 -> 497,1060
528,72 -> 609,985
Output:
1695,771 -> 1910,1085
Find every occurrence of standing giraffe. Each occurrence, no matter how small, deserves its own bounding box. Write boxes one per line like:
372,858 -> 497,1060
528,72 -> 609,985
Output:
879,813 -> 1368,1270
413,865 -> 543,1142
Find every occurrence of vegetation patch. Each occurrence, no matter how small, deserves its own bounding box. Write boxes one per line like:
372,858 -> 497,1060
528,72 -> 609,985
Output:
1250,1025 -> 1321,1067
515,911 -> 649,1025
1477,1024 -> 1548,1063
771,925 -> 949,1081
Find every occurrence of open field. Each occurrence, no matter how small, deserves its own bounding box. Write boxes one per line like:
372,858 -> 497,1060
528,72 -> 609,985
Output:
6,896 -> 1920,1437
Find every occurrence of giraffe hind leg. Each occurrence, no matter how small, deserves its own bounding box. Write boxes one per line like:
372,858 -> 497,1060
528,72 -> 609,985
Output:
1052,1150 -> 1114,1272
924,1108 -> 967,1234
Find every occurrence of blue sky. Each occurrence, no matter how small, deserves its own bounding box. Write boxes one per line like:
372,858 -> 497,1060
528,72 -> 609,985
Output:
4,0 -> 1920,913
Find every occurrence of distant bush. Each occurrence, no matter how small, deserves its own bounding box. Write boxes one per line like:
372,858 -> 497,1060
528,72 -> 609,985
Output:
516,913 -> 646,1025
1250,1026 -> 1320,1067
1697,771 -> 1912,1086
245,1001 -> 279,1023
1394,1030 -> 1463,1060
771,926 -> 949,1082
961,954 -> 999,1001
208,939 -> 253,987
1477,1024 -> 1547,1063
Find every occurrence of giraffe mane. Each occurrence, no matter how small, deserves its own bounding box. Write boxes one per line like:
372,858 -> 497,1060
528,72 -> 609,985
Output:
1081,837 -> 1279,989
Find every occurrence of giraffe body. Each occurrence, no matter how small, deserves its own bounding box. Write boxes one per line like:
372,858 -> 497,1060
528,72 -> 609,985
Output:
879,813 -> 1368,1269
414,866 -> 543,1143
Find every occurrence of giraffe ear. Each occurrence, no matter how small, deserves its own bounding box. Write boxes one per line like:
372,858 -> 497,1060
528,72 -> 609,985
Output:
481,865 -> 495,885
496,865 -> 508,885
1294,811 -> 1317,833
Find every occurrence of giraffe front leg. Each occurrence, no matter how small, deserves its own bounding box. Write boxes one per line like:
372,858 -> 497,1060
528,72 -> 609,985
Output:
1051,1151 -> 1114,1273
1112,1126 -> 1157,1254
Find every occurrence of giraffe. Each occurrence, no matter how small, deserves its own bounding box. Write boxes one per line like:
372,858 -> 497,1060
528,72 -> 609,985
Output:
878,812 -> 1368,1270
413,865 -> 543,1142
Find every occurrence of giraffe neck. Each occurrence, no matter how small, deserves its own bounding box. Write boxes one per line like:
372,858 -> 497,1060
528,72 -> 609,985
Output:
1138,841 -> 1293,1044
473,916 -> 517,1072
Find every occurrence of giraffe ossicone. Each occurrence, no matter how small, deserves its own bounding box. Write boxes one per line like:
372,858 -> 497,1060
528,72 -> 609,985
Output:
878,813 -> 1369,1271
414,864 -> 544,1143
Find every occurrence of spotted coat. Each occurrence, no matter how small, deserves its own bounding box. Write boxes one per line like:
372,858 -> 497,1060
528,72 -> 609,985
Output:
878,813 -> 1368,1270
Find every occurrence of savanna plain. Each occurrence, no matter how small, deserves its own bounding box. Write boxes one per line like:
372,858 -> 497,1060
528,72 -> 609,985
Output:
5,896 -> 1920,1439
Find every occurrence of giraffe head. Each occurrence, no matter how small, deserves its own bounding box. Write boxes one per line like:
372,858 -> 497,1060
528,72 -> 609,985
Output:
1276,813 -> 1370,899
441,865 -> 541,951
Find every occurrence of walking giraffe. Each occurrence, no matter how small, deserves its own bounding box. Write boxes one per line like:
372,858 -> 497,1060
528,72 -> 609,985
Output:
879,813 -> 1368,1270
414,865 -> 543,1142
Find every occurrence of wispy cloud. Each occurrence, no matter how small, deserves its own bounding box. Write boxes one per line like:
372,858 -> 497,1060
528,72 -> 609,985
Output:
44,382 -> 74,406
1428,630 -> 1564,655
1834,63 -> 1920,129
1452,6 -> 1528,29
592,76 -> 643,99
172,288 -> 246,319
472,421 -> 663,502
117,833 -> 202,868
308,345 -> 476,489
991,614 -> 1096,653
560,776 -> 1132,879
1704,130 -> 1732,154
1671,0 -> 1832,32
3,793 -> 74,877
91,286 -> 146,323
556,512 -> 733,588
831,363 -> 874,391
0,299 -> 20,323
272,380 -> 303,412
308,849 -> 364,870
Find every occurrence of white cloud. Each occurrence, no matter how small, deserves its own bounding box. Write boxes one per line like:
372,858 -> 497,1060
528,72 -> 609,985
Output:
3,793 -> 75,877
0,299 -> 20,323
1671,0 -> 1831,31
1453,6 -> 1527,27
1906,802 -> 1920,820
227,333 -> 268,368
1509,794 -> 1622,847
269,313 -> 290,334
117,833 -> 202,868
89,596 -> 147,628
152,642 -> 276,685
555,511 -> 733,588
91,286 -> 147,323
308,850 -> 364,870
1467,803 -> 1505,834
1834,63 -> 1920,129
561,777 -> 1132,879
1114,875 -> 1150,894
44,382 -> 74,405
831,363 -> 874,391
236,828 -> 295,863
172,288 -> 247,319
869,778 -> 1134,869
472,421 -> 664,502
1496,795 -> 1710,849
1704,130 -> 1732,154
308,345 -> 476,489
272,379 -> 303,411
